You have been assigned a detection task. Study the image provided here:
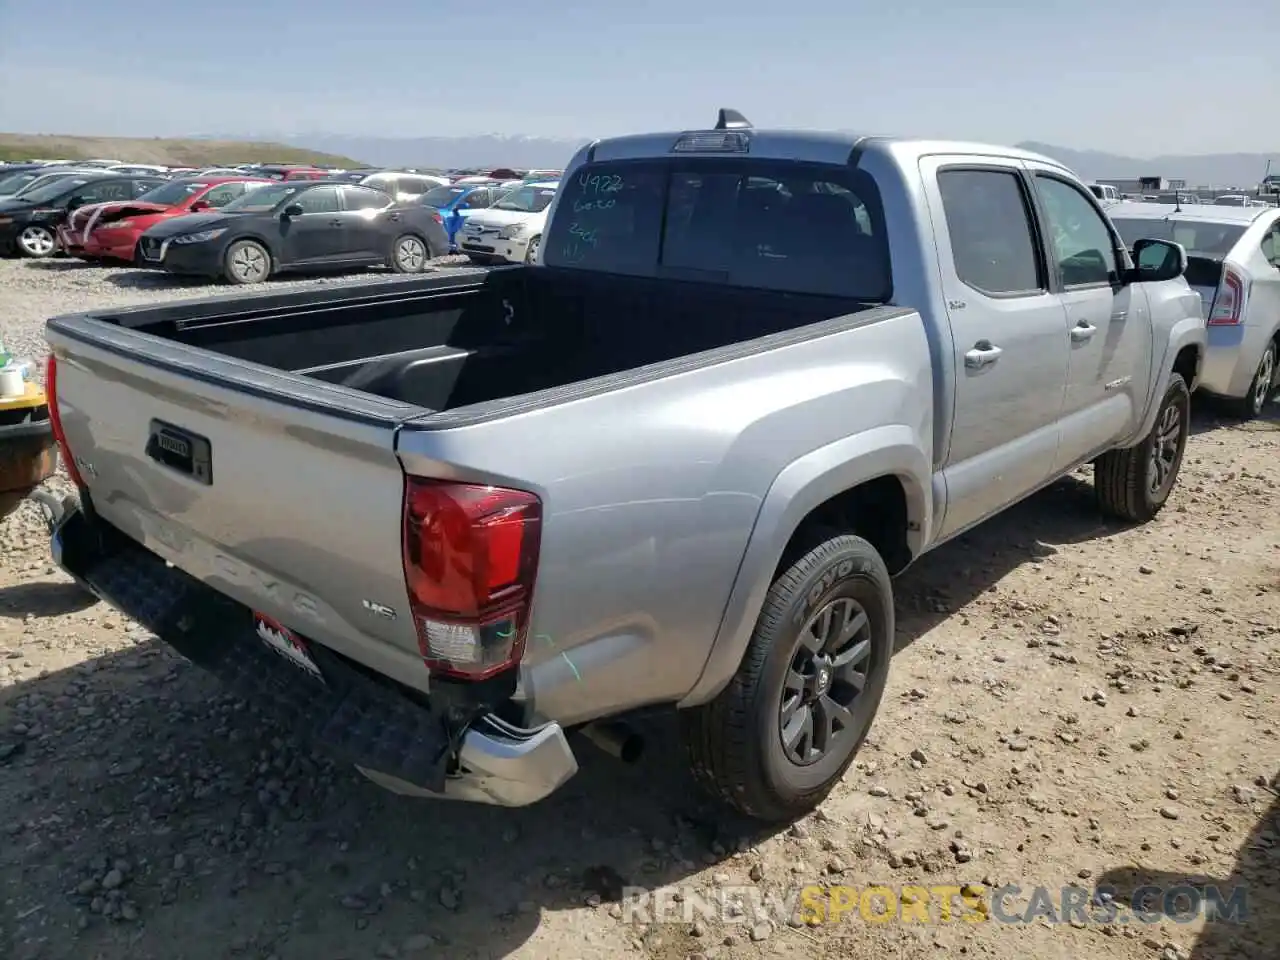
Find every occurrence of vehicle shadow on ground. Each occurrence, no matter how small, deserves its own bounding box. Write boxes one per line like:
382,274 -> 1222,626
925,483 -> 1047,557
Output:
105,271 -> 222,291
21,259 -> 104,272
0,637 -> 755,960
0,579 -> 97,619
1189,398 -> 1280,437
1094,787 -> 1280,959
889,468 -> 1128,650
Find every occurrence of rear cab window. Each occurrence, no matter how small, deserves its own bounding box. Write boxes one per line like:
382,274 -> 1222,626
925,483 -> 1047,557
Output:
542,159 -> 892,301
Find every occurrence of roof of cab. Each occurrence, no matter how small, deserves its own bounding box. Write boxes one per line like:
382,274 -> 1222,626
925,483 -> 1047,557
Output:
583,108 -> 1074,173
1105,200 -> 1278,224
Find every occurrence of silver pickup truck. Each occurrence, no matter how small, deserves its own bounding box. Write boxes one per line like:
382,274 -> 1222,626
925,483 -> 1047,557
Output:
43,110 -> 1206,822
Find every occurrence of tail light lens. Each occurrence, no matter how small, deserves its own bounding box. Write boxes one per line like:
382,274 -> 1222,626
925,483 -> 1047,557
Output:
430,211 -> 444,225
1208,268 -> 1245,325
401,478 -> 542,680
45,353 -> 86,489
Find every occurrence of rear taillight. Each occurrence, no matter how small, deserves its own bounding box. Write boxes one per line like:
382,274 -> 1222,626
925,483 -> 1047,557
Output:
430,211 -> 443,225
401,477 -> 542,680
45,353 -> 86,489
1208,269 -> 1245,325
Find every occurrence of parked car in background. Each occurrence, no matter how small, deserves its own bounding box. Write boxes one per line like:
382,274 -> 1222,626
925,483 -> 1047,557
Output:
0,164 -> 53,199
457,180 -> 558,264
240,165 -> 330,182
59,176 -> 272,262
353,170 -> 450,202
135,180 -> 448,283
1212,195 -> 1253,207
0,173 -> 165,258
419,181 -> 505,250
107,164 -> 169,175
2,167 -> 107,200
1108,201 -> 1280,418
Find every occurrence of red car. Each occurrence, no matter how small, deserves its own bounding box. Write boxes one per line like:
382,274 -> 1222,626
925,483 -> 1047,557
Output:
60,177 -> 271,262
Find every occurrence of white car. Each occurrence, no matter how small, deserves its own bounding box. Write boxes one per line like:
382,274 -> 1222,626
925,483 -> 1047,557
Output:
457,180 -> 559,264
1109,202 -> 1280,418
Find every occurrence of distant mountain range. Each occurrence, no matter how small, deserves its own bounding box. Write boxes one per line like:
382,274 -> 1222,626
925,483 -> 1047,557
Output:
201,132 -> 1277,187
272,133 -> 588,171
1016,142 -> 1277,189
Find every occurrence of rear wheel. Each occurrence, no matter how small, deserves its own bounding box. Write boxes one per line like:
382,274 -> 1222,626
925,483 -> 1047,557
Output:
223,240 -> 271,284
1095,372 -> 1189,522
16,225 -> 56,259
681,533 -> 894,822
1224,340 -> 1277,420
390,234 -> 428,274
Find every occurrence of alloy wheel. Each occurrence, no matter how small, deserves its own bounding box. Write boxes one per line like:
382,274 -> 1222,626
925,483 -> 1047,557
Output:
1251,345 -> 1276,416
778,597 -> 874,766
1147,398 -> 1184,498
230,245 -> 268,282
397,237 -> 426,271
18,226 -> 55,257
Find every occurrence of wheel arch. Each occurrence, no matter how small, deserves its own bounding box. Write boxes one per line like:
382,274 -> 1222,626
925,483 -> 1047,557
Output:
677,425 -> 931,709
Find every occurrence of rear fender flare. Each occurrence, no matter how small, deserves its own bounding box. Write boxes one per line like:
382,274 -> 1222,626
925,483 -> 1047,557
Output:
677,425 -> 931,708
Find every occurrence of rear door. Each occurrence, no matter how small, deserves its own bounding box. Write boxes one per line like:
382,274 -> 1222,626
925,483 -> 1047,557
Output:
1025,166 -> 1153,472
920,159 -> 1072,539
339,185 -> 396,259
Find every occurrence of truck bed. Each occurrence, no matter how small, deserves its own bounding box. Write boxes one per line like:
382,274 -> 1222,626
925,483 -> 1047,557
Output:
83,266 -> 879,415
46,265 -> 906,710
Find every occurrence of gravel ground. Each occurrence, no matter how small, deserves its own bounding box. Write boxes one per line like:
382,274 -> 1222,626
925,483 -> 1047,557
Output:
0,256 -> 1278,960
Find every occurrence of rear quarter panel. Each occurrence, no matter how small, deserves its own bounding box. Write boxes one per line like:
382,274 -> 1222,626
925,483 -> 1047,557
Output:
396,308 -> 935,726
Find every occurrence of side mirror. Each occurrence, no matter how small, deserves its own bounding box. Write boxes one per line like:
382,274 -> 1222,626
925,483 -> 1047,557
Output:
189,200 -> 210,212
1131,238 -> 1187,283
282,204 -> 304,218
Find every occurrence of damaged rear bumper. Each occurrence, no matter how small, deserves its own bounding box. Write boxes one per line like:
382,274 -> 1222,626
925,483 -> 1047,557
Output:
49,504 -> 578,807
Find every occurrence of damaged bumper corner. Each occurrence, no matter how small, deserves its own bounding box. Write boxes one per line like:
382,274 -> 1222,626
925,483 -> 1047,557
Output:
357,714 -> 578,806
50,506 -> 579,807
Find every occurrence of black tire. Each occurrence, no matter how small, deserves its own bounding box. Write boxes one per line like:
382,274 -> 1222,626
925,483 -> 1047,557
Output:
223,239 -> 272,285
1222,339 -> 1277,421
389,233 -> 428,274
524,235 -> 541,264
1095,372 -> 1190,523
681,534 -> 894,822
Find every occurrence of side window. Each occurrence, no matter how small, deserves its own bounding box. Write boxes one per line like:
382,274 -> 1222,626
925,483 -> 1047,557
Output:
1261,224 -> 1280,268
292,186 -> 341,214
78,181 -> 133,203
460,190 -> 490,209
201,183 -> 244,207
1034,176 -> 1118,286
398,176 -> 427,195
937,169 -> 1043,296
342,185 -> 391,211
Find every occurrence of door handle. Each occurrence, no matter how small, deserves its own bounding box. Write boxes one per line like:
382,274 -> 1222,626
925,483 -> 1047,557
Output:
1111,310 -> 1127,321
1070,321 -> 1098,343
328,218 -> 343,227
964,341 -> 1003,369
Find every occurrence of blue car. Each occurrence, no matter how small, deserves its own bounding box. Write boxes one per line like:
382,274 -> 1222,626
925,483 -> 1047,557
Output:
419,182 -> 506,251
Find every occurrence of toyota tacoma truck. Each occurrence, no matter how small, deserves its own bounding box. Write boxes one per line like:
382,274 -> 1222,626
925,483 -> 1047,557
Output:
43,110 -> 1205,822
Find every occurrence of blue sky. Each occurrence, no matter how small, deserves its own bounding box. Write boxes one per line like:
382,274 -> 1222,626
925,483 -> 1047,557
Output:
1,0 -> 1276,154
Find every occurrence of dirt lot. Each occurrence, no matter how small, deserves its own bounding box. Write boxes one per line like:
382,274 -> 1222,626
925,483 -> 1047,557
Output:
0,256 -> 1277,960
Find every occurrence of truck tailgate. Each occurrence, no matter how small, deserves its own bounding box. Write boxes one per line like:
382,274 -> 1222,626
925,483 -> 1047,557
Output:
46,313 -> 433,692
